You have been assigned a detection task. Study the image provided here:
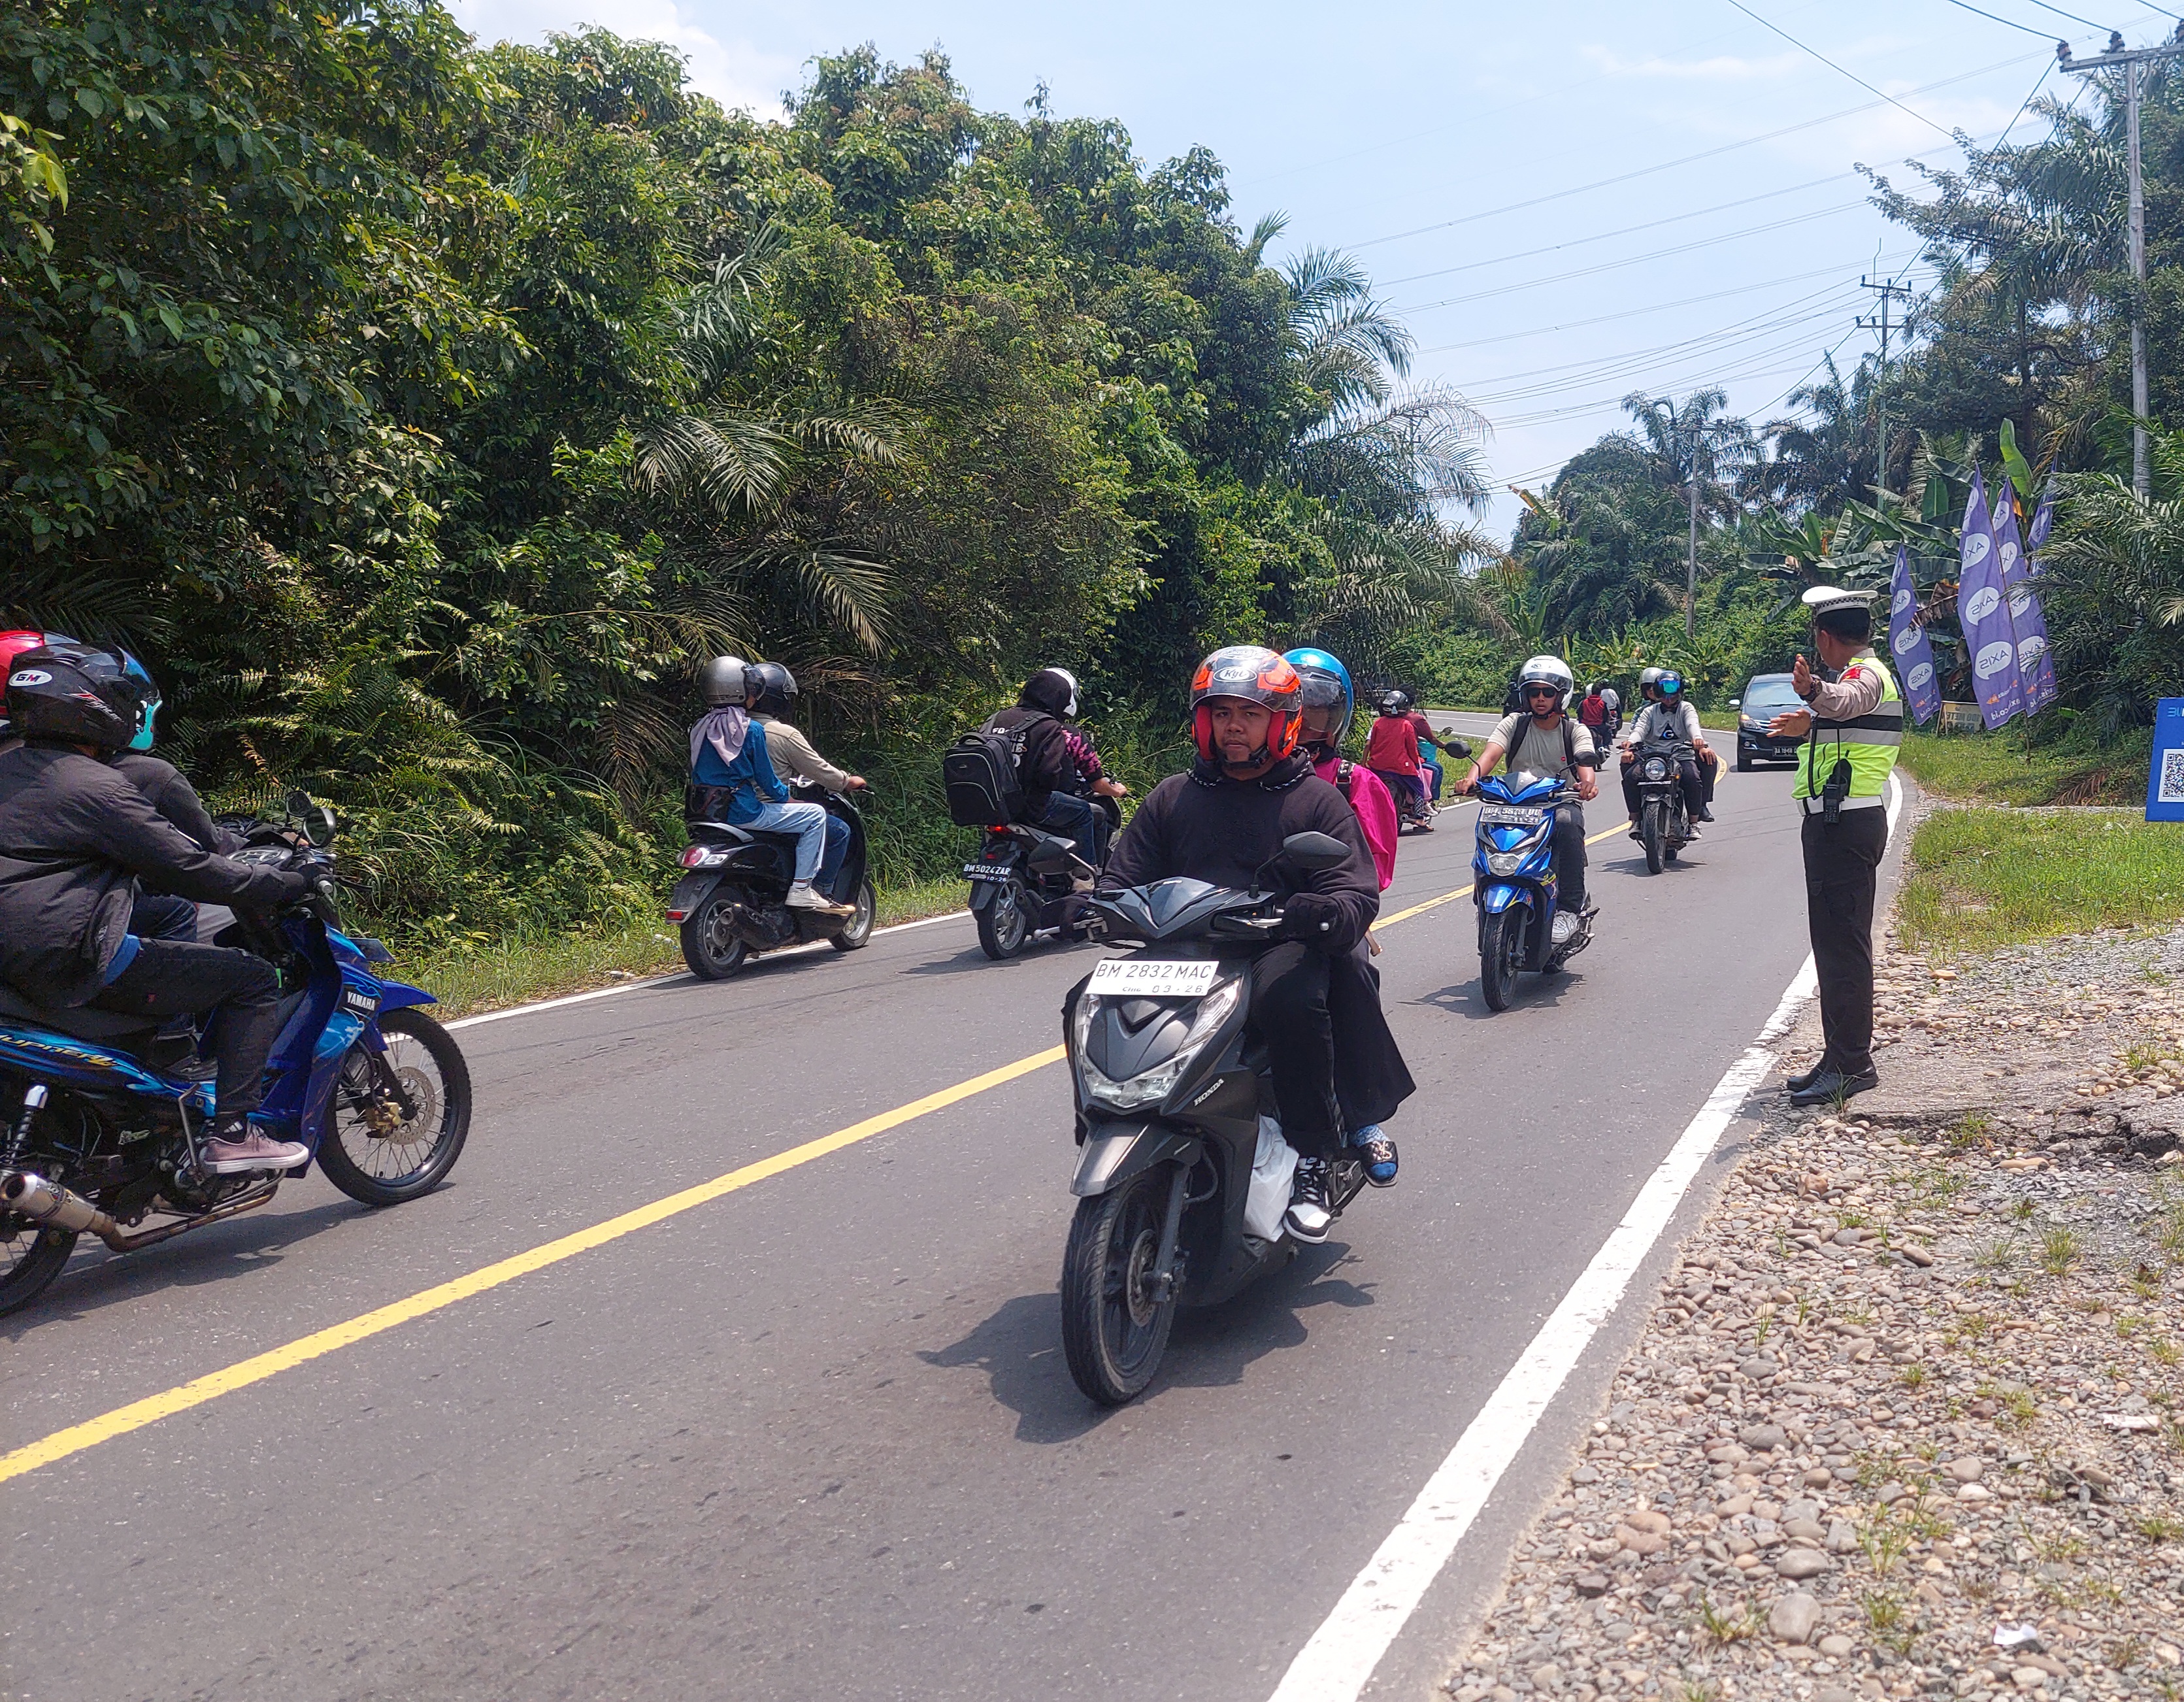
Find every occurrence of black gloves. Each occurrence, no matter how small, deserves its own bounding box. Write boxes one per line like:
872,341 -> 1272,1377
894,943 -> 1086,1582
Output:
1282,890 -> 1344,944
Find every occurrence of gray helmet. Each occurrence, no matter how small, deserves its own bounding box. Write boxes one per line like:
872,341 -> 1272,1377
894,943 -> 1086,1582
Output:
698,654 -> 753,707
748,661 -> 798,716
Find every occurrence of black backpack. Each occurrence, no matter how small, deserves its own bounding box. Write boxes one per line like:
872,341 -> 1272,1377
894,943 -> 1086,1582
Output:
941,712 -> 1047,827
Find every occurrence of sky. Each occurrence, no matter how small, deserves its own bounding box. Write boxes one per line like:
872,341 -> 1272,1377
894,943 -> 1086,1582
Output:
445,0 -> 2176,535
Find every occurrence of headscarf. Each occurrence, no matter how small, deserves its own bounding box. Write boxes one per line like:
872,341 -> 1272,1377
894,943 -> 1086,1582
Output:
689,705 -> 750,773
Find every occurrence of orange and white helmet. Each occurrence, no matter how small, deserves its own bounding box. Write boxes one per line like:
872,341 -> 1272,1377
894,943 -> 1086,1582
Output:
1189,644 -> 1304,762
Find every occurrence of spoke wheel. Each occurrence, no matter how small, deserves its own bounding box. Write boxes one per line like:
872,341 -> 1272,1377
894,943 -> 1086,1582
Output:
1480,907 -> 1525,1013
317,1009 -> 472,1207
681,892 -> 750,980
1061,1167 -> 1178,1405
975,880 -> 1031,960
0,1205 -> 75,1318
830,879 -> 876,952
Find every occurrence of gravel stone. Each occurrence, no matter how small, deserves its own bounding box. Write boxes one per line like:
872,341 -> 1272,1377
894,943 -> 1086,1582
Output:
1774,1548 -> 1830,1580
1767,1592 -> 1821,1644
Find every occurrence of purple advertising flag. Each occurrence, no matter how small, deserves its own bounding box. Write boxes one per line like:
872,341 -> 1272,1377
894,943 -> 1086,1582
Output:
1997,488 -> 2057,713
2017,493 -> 2059,711
1886,545 -> 1942,725
1959,470 -> 2023,727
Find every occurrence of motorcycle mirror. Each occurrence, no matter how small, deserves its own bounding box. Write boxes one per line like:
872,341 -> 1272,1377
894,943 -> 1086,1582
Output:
306,805 -> 339,848
1277,831 -> 1351,873
284,788 -> 313,823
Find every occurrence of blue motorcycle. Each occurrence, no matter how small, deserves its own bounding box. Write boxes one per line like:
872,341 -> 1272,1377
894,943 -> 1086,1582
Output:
1470,773 -> 1595,1012
0,793 -> 471,1316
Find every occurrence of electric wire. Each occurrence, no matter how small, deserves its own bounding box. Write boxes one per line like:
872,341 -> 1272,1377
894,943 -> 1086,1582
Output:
1941,0 -> 2068,38
1721,0 -> 1960,137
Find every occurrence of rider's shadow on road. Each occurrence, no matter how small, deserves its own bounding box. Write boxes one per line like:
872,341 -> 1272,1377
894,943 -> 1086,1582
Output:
917,1246 -> 1374,1443
1414,972 -> 1585,1022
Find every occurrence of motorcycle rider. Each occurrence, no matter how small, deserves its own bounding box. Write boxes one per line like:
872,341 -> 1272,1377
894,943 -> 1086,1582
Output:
0,646 -> 314,1174
1098,646 -> 1397,1240
988,667 -> 1121,865
746,661 -> 865,903
1366,693 -> 1429,827
1284,647 -> 1413,1187
1391,692 -> 1446,805
687,655 -> 853,916
1576,682 -> 1612,748
1619,669 -> 1715,839
1453,654 -> 1600,914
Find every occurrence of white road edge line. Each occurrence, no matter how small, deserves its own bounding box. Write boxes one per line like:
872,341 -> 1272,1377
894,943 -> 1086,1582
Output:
1268,774 -> 1899,1702
442,907 -> 972,1032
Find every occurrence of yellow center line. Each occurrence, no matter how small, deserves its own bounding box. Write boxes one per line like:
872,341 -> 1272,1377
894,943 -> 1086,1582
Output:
1,810 -> 1634,1485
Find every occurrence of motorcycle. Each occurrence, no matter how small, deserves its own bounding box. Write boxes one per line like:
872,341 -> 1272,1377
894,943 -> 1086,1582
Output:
668,779 -> 876,980
0,792 -> 471,1318
1058,831 -> 1367,1405
1471,772 -> 1594,1012
1627,739 -> 1695,876
965,795 -> 1119,961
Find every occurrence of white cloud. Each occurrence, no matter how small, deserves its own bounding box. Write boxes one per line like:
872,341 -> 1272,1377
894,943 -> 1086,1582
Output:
447,0 -> 798,118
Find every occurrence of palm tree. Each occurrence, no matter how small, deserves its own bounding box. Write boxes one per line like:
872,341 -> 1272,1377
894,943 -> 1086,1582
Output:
1621,388 -> 1755,635
1755,354 -> 1883,516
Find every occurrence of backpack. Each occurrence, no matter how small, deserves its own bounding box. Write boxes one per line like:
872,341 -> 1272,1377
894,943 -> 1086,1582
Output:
1501,718 -> 1580,778
941,711 -> 1048,827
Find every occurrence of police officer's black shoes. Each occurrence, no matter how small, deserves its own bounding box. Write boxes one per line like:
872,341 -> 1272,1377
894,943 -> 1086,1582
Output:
1697,806 -> 1715,822
1784,1060 -> 1825,1094
1787,1066 -> 1879,1107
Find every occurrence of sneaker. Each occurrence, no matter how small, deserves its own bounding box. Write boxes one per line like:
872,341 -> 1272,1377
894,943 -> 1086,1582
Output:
1354,1126 -> 1398,1188
202,1129 -> 310,1175
1285,1157 -> 1333,1243
785,882 -> 854,916
1684,822 -> 1702,840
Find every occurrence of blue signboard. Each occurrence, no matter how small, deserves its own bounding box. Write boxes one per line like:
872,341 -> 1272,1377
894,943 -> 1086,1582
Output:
2149,698 -> 2184,822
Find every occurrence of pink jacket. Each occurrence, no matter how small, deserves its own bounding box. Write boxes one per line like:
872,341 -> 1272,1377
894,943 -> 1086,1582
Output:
1314,754 -> 1398,890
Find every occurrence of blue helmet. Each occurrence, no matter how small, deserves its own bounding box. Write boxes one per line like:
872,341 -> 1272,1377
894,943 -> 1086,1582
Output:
1657,671 -> 1685,699
118,650 -> 161,750
1282,646 -> 1354,750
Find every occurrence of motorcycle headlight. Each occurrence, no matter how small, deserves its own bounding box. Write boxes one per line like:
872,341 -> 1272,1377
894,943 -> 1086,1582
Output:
1485,850 -> 1525,876
1080,975 -> 1244,1112
1642,756 -> 1668,780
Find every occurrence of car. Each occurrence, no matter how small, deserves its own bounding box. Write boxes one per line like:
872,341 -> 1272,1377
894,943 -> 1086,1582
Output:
1732,673 -> 1806,769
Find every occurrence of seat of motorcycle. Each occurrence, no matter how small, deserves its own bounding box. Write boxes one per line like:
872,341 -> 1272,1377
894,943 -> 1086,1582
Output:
0,982 -> 161,1042
689,820 -> 804,851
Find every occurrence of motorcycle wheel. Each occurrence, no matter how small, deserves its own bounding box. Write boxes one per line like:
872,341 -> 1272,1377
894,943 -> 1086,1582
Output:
1641,803 -> 1664,875
317,1009 -> 472,1207
680,891 -> 750,980
1479,907 -> 1525,1013
830,879 -> 876,952
0,1211 -> 75,1318
1061,1166 -> 1179,1405
975,879 -> 1031,961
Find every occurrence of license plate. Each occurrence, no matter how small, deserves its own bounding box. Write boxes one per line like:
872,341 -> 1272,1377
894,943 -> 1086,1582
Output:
962,863 -> 1014,882
1480,805 -> 1546,827
1086,958 -> 1219,997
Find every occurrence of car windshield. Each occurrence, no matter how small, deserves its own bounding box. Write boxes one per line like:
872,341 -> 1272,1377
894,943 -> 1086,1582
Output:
1741,678 -> 1801,712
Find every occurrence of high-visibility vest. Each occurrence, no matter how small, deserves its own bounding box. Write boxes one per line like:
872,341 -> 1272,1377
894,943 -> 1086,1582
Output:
1794,652 -> 1902,812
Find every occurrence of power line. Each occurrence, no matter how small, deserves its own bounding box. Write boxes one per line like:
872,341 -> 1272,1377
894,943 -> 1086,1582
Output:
1942,0 -> 2066,37
1721,0 -> 1959,137
1994,55 -> 2059,144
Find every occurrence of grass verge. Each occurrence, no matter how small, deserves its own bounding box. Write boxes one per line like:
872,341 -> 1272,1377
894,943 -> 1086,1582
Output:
393,875 -> 967,1020
1899,727 -> 2150,807
1898,807 -> 2184,956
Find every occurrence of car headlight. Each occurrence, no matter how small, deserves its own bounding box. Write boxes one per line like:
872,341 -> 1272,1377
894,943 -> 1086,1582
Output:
1485,850 -> 1525,876
1080,975 -> 1244,1112
1642,756 -> 1668,780
1740,715 -> 1762,731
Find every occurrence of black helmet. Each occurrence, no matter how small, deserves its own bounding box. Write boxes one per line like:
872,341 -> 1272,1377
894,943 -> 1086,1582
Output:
1019,667 -> 1078,718
697,654 -> 752,707
6,644 -> 139,750
748,661 -> 797,716
1381,689 -> 1412,714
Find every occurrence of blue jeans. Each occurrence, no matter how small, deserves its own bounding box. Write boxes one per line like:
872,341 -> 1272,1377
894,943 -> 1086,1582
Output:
1034,792 -> 1105,863
818,811 -> 850,896
739,798 -> 827,882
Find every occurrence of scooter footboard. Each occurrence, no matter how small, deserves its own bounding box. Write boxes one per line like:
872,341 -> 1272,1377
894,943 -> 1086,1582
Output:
1070,1122 -> 1204,1198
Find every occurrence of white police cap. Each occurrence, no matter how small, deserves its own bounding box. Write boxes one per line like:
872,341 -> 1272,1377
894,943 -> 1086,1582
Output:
1800,585 -> 1877,619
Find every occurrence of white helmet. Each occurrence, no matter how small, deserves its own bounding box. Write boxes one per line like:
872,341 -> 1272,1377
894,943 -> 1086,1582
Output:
1516,654 -> 1574,710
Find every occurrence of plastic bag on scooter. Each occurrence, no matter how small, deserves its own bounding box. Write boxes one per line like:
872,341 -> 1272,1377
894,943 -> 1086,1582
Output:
1242,1114 -> 1298,1241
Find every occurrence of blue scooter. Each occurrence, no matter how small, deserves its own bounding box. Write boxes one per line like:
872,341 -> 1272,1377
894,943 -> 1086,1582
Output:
1470,773 -> 1595,1011
0,792 -> 471,1316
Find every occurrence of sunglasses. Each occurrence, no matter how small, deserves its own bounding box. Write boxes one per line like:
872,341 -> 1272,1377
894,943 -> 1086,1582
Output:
1524,686 -> 1560,699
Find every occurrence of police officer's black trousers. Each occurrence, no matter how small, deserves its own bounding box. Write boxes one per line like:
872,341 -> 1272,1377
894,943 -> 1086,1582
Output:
1801,809 -> 1889,1076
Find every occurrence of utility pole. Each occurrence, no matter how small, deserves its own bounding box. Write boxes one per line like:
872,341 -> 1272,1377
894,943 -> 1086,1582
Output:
2061,26 -> 2184,498
1686,470 -> 1700,639
1859,274 -> 1913,503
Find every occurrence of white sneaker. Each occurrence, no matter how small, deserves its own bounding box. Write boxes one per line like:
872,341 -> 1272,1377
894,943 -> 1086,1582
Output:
202,1131 -> 309,1174
785,882 -> 853,916
1285,1157 -> 1332,1243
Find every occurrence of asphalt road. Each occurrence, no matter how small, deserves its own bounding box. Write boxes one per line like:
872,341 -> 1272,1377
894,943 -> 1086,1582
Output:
4,748 -> 1845,1702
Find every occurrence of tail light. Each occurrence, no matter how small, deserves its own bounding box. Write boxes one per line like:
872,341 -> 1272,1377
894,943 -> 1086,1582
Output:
680,845 -> 721,868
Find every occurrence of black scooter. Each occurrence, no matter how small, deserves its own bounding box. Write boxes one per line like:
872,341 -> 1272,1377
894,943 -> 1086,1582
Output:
965,795 -> 1120,960
667,780 -> 876,979
1058,831 -> 1368,1405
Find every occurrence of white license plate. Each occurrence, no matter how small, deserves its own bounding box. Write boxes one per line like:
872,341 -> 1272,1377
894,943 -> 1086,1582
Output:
1479,805 -> 1546,827
1087,958 -> 1219,997
963,863 -> 1013,882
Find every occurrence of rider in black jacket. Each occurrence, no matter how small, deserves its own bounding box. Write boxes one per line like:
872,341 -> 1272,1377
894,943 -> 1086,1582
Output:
1099,646 -> 1402,1243
0,648 -> 312,1175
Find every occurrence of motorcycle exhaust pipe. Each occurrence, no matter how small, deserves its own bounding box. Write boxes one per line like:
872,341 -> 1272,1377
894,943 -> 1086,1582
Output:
1,1169 -> 125,1248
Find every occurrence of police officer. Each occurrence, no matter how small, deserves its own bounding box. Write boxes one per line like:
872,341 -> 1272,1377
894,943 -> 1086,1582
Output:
1766,586 -> 1903,1105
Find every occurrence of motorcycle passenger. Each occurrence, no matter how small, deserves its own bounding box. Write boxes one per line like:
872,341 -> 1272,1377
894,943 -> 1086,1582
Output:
1600,683 -> 1623,743
1366,694 -> 1427,824
746,661 -> 865,903
1576,682 -> 1612,748
1391,692 -> 1445,805
1285,647 -> 1414,1188
1453,654 -> 1600,914
989,667 -> 1117,866
1620,669 -> 1715,839
687,655 -> 852,916
0,647 -> 314,1174
1098,646 -> 1397,1241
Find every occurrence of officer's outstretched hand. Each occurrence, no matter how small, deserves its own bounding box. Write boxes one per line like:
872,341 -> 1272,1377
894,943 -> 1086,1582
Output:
1791,653 -> 1814,697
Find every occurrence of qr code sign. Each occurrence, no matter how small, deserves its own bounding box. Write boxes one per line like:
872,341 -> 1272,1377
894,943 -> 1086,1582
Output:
2162,748 -> 2184,805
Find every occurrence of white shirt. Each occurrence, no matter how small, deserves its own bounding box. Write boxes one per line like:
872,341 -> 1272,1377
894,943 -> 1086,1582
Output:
1627,701 -> 1702,748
